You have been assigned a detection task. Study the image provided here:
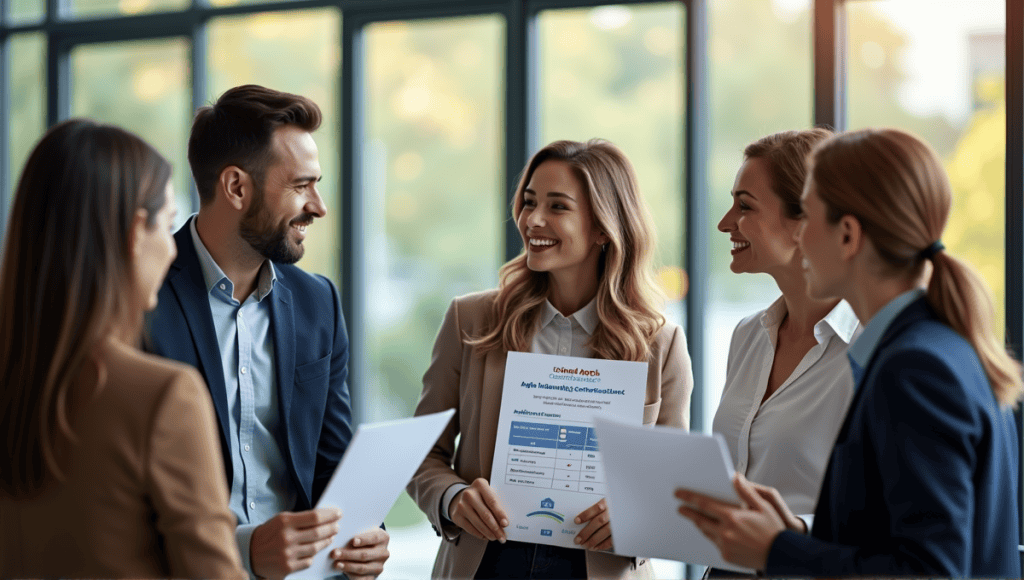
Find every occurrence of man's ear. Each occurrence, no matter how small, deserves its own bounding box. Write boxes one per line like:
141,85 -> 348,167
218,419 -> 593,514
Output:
837,214 -> 863,262
218,166 -> 253,211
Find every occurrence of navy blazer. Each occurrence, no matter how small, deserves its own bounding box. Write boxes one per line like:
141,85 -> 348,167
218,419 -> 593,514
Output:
766,298 -> 1020,577
145,218 -> 353,510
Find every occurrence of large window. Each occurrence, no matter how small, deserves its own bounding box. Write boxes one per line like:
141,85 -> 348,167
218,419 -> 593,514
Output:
3,0 -> 1022,577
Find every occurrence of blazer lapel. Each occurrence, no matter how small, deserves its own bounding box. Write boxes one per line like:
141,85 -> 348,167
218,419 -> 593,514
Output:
479,349 -> 508,479
168,221 -> 232,455
270,278 -> 302,502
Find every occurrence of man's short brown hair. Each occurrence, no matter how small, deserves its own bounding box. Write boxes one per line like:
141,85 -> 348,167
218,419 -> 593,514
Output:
188,84 -> 322,204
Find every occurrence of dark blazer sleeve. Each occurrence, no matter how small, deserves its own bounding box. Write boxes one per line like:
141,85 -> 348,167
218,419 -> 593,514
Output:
767,347 -> 981,576
311,276 -> 354,504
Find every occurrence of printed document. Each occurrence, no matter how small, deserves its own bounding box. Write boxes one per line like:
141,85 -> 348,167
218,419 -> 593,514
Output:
490,352 -> 647,549
289,408 -> 455,579
594,415 -> 754,573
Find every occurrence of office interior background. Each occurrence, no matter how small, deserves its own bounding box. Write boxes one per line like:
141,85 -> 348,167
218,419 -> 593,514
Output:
1,0 -> 1021,577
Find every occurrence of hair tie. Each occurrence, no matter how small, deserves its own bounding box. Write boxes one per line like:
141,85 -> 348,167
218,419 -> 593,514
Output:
919,240 -> 945,261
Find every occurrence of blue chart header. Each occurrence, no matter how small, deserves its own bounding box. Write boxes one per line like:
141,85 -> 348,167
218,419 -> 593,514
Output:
508,420 -> 600,450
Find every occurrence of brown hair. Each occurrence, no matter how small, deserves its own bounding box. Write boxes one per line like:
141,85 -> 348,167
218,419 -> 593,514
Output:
469,139 -> 665,362
0,119 -> 171,497
188,84 -> 321,204
744,128 -> 833,219
810,127 -> 1022,406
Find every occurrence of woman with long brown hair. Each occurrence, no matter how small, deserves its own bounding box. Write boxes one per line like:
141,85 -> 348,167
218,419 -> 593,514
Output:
0,119 -> 245,578
676,128 -> 1021,577
409,139 -> 693,579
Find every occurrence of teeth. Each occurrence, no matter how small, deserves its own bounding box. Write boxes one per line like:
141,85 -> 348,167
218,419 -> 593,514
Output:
732,241 -> 749,250
530,238 -> 557,246
294,224 -> 307,233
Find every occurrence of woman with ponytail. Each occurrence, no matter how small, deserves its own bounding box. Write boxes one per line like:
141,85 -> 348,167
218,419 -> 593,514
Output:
676,128 -> 1021,577
409,139 -> 693,579
0,119 -> 245,578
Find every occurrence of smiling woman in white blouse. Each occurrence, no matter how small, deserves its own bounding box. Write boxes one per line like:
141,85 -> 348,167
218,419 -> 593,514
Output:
709,129 -> 860,574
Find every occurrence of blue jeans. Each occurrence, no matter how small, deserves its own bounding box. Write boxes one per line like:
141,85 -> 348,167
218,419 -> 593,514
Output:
474,540 -> 587,579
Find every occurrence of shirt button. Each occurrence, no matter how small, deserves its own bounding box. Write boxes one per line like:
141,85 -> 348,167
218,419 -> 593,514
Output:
240,367 -> 247,374
244,444 -> 251,451
250,501 -> 256,509
219,283 -> 226,290
560,347 -> 567,353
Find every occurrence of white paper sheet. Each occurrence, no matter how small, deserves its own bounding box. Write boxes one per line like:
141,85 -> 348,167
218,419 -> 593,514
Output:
490,352 -> 647,549
287,408 -> 455,580
593,415 -> 755,574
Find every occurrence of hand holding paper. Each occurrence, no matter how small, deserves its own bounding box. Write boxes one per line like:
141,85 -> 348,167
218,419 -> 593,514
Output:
449,478 -> 509,543
675,473 -> 787,570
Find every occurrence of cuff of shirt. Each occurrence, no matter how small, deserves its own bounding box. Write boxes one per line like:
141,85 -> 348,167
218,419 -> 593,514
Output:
441,482 -> 470,521
236,523 -> 260,579
796,514 -> 813,534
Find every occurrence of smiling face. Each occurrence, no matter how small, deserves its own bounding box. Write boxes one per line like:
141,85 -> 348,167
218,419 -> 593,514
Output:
517,159 -> 607,286
238,125 -> 325,264
717,157 -> 802,276
796,178 -> 846,300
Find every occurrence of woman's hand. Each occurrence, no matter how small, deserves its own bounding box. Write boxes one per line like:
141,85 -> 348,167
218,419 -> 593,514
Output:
450,478 -> 509,543
674,473 -> 787,570
745,479 -> 806,533
574,499 -> 612,551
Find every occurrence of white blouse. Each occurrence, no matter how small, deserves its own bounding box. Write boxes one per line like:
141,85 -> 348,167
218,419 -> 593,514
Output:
712,297 -> 860,524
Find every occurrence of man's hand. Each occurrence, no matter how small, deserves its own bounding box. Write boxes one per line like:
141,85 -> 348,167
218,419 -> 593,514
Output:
574,499 -> 612,551
330,528 -> 390,580
250,508 -> 342,580
449,478 -> 509,543
675,474 -> 786,570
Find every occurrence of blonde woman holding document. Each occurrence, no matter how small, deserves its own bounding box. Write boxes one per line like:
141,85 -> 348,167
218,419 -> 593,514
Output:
408,139 -> 693,580
708,129 -> 860,579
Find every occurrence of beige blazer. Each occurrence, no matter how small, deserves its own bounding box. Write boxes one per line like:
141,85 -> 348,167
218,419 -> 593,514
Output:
0,339 -> 246,579
408,290 -> 693,579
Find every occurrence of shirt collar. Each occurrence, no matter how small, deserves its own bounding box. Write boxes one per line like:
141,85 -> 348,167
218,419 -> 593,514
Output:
848,287 -> 926,369
538,297 -> 600,336
759,296 -> 860,346
189,215 -> 277,302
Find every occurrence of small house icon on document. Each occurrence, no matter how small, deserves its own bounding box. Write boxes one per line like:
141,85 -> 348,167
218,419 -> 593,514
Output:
541,498 -> 554,509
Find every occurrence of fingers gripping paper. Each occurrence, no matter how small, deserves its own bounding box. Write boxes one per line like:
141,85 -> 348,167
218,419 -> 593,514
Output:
288,409 -> 455,580
593,416 -> 754,574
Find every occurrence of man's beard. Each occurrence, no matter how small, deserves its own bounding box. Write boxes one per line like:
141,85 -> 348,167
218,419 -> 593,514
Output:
239,183 -> 312,265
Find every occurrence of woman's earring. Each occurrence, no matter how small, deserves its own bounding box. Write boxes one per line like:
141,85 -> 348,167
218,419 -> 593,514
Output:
601,242 -> 608,252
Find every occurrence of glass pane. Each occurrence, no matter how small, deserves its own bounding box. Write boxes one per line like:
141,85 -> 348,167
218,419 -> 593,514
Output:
7,0 -> 44,25
538,5 -> 685,577
847,0 -> 1005,334
364,15 -> 503,578
70,0 -> 187,20
71,38 -> 191,227
6,34 -> 45,225
539,3 -> 686,324
209,9 -> 341,281
706,0 -> 812,425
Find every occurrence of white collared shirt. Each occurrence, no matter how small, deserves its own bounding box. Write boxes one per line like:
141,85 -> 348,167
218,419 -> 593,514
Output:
441,298 -> 600,519
712,297 -> 861,526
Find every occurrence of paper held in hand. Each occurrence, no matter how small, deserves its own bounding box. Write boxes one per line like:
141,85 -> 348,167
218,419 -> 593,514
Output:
489,351 -> 648,549
287,408 -> 455,580
593,415 -> 754,574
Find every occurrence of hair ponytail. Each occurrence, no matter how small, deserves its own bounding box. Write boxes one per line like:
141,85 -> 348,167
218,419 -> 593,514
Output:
811,128 -> 1022,407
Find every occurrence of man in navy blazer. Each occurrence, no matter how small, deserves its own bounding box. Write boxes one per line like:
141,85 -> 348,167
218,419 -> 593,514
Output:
146,85 -> 389,580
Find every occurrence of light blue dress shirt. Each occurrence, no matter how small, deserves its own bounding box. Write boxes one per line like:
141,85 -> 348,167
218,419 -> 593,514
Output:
847,287 -> 927,385
190,219 -> 297,576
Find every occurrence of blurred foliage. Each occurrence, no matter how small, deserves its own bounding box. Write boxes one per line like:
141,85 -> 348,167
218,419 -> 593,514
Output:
70,39 -> 192,222
6,35 -> 45,219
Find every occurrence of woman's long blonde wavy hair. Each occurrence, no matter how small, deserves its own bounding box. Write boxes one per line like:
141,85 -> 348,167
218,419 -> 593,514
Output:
469,139 -> 665,362
0,119 -> 171,497
810,128 -> 1022,406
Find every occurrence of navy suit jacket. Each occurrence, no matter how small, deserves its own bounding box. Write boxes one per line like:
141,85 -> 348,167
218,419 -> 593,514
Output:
767,298 -> 1020,577
145,219 -> 353,510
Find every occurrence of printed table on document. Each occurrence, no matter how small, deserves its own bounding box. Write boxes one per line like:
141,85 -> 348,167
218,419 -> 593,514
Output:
504,421 -> 604,495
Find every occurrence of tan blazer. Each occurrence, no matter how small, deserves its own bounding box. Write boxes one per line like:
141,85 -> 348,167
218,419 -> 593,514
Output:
0,339 -> 246,579
408,290 -> 693,579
